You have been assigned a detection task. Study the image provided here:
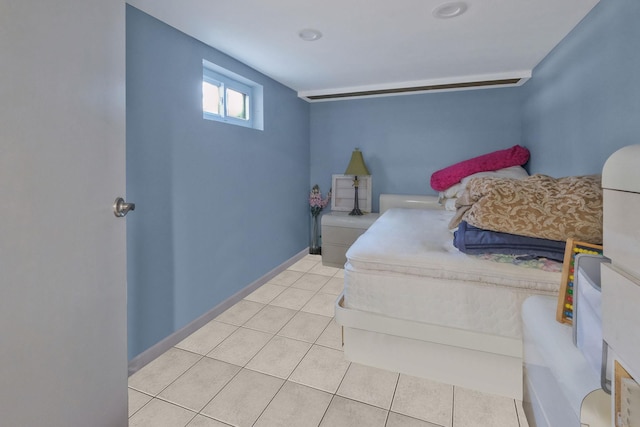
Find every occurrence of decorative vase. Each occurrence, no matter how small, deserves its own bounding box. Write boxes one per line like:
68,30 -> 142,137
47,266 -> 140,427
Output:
310,214 -> 321,255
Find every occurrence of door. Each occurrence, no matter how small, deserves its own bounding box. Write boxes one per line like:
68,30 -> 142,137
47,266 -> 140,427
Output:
0,1 -> 127,426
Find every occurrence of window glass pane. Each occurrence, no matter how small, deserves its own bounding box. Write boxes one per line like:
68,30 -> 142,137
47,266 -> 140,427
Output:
202,59 -> 263,130
202,81 -> 220,115
226,88 -> 248,120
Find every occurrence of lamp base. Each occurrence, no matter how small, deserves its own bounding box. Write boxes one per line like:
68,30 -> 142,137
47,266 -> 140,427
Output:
349,176 -> 364,216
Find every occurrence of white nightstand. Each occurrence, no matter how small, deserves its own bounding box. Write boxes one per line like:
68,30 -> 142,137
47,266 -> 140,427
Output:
321,211 -> 380,268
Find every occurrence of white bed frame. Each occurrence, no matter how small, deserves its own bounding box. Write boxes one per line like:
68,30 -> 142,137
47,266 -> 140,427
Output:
335,194 -> 524,399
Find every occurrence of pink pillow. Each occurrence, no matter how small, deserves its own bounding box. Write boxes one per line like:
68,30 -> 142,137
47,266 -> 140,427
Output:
430,145 -> 530,191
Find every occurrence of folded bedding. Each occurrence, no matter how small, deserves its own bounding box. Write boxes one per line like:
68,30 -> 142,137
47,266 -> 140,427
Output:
451,174 -> 603,244
441,166 -> 529,199
438,165 -> 529,211
453,220 -> 566,262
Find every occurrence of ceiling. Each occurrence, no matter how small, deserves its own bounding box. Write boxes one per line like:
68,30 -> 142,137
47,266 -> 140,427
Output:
127,0 -> 600,101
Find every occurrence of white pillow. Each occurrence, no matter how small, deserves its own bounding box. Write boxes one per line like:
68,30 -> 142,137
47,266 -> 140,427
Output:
444,198 -> 457,211
442,183 -> 463,199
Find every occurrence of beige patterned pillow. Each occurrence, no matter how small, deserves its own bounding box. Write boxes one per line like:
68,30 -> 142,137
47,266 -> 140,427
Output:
461,174 -> 603,244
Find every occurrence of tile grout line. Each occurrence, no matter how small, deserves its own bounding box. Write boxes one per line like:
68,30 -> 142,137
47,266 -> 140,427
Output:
129,351 -> 207,398
249,372 -> 294,426
195,364 -> 277,426
127,388 -> 154,419
332,361 -> 352,401
150,352 -> 243,416
316,393 -> 338,427
384,372 -> 402,427
514,399 -> 523,427
383,409 -> 390,427
451,386 -> 456,427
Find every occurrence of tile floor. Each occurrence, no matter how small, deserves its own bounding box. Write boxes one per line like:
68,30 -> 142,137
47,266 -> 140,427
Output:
128,255 -> 530,427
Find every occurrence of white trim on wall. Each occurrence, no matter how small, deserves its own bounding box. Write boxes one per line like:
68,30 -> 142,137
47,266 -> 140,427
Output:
127,248 -> 309,375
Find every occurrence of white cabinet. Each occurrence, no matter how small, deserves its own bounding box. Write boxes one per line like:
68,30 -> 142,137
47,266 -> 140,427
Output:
602,263 -> 640,427
321,212 -> 379,268
600,146 -> 640,427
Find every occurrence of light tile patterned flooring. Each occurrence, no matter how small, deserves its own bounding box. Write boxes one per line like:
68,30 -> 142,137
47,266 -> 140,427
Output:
128,254 -> 530,427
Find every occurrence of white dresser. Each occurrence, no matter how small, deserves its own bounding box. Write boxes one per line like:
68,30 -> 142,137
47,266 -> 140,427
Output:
320,212 -> 379,268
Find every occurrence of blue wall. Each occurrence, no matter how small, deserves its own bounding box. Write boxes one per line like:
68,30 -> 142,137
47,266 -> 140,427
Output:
309,0 -> 640,210
126,6 -> 310,359
126,0 -> 640,359
522,0 -> 640,176
310,89 -> 524,212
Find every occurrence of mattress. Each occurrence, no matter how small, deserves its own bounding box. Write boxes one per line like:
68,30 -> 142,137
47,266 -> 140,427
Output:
344,208 -> 561,338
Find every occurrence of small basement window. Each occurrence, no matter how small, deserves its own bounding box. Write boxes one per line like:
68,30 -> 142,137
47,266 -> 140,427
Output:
202,59 -> 263,130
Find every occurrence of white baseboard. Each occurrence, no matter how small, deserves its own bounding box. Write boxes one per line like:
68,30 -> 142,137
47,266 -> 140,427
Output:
128,248 -> 309,376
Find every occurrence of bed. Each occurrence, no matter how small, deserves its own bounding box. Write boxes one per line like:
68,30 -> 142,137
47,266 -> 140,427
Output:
335,174 -> 603,400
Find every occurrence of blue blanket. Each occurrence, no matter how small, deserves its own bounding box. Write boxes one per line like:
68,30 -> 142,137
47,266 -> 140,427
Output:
454,221 -> 566,262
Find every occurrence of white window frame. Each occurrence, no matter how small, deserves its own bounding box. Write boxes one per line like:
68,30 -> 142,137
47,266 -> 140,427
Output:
202,60 -> 264,130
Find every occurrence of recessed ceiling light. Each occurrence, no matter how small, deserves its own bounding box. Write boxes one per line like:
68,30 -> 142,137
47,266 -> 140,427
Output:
433,2 -> 468,19
298,28 -> 323,41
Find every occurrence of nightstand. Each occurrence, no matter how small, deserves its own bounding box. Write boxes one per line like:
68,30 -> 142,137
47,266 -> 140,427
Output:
321,211 -> 380,268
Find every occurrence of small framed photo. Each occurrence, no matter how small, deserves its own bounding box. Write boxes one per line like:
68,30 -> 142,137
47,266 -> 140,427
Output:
331,174 -> 372,213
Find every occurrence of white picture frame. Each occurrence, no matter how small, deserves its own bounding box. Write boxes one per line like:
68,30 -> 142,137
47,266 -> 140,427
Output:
331,174 -> 373,213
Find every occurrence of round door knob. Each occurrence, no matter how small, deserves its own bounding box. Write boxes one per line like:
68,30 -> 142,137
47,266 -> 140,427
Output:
113,197 -> 135,217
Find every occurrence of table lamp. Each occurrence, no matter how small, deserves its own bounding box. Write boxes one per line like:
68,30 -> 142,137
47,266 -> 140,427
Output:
344,148 -> 370,215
